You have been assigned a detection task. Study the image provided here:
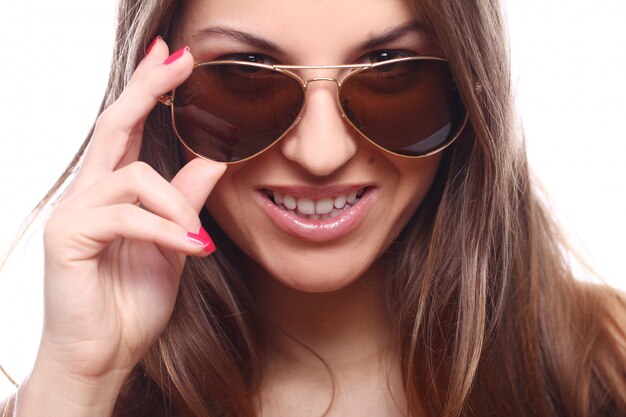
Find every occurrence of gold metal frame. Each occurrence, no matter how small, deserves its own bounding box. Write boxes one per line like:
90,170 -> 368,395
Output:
159,56 -> 469,164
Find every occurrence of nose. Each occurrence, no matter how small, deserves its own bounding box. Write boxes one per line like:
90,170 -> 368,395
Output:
279,80 -> 358,176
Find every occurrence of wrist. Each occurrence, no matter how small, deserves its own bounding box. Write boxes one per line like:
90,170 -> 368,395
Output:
15,361 -> 128,417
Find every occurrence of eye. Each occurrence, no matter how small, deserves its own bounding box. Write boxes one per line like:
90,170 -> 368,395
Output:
218,53 -> 279,65
365,50 -> 415,63
359,50 -> 418,75
213,53 -> 280,75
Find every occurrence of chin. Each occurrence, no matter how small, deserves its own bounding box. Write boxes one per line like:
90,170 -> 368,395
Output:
255,251 -> 376,294
275,272 -> 361,294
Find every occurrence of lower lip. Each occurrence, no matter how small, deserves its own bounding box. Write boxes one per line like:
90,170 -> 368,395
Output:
256,188 -> 377,242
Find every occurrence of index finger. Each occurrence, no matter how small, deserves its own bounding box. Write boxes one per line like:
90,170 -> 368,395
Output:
71,44 -> 193,195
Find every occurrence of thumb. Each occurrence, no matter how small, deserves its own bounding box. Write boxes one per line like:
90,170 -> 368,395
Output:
170,157 -> 227,214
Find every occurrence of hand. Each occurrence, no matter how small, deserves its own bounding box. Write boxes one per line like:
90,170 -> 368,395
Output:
29,39 -> 225,397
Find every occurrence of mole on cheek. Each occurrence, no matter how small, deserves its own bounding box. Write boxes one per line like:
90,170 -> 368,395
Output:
368,157 -> 375,165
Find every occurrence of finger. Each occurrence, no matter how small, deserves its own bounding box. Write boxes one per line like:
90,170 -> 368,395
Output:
126,36 -> 170,87
45,203 -> 214,263
170,157 -> 227,214
108,39 -> 173,172
75,46 -> 194,191
106,39 -> 172,172
60,161 -> 202,234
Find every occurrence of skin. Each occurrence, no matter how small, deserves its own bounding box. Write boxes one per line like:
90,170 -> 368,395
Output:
174,0 -> 442,293
15,0 -> 444,416
16,41 -> 212,417
174,0 -> 442,415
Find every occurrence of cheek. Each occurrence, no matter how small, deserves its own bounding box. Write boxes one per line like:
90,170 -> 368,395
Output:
411,157 -> 441,205
204,172 -> 242,232
387,154 -> 442,230
203,166 -> 269,257
205,181 -> 229,222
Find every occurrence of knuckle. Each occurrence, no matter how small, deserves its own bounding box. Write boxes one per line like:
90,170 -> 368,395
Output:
123,161 -> 154,187
132,160 -> 154,175
95,102 -> 129,136
129,161 -> 154,179
95,106 -> 114,128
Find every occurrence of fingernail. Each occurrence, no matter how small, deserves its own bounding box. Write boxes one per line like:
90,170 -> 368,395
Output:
186,226 -> 216,254
145,35 -> 162,56
164,46 -> 190,65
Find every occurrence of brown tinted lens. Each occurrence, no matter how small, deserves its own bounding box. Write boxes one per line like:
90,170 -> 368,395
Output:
172,62 -> 304,162
339,58 -> 465,156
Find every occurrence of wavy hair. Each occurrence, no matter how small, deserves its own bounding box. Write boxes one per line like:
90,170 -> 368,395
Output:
3,0 -> 626,416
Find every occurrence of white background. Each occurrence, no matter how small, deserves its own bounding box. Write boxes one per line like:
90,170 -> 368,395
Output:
1,1 -> 625,398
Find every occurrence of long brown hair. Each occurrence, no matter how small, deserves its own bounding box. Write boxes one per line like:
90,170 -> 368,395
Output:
3,0 -> 626,416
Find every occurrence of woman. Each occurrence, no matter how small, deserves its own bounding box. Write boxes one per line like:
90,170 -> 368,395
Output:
3,0 -> 626,416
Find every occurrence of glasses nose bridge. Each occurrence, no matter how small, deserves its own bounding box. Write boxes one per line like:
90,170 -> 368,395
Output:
287,65 -> 347,90
292,68 -> 344,118
303,77 -> 340,88
297,75 -> 344,123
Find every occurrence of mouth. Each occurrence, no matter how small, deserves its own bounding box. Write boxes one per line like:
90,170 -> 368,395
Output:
262,187 -> 368,221
255,185 -> 376,242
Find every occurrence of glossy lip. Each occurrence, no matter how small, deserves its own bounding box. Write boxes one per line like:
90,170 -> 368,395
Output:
254,186 -> 378,243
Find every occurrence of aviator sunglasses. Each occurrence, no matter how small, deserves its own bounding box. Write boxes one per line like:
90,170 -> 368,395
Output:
159,55 -> 468,163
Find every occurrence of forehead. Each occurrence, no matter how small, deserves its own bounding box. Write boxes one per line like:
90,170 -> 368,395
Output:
175,0 -> 432,63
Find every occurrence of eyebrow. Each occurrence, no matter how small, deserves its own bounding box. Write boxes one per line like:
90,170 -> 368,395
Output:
359,21 -> 429,50
189,20 -> 428,55
190,27 -> 284,54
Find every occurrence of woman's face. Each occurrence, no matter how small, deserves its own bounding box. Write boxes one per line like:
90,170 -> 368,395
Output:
175,0 -> 442,292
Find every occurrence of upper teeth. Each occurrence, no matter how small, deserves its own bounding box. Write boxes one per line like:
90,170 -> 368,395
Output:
270,188 -> 365,218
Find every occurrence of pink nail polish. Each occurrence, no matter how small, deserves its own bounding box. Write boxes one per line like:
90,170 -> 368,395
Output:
145,35 -> 162,56
186,226 -> 216,254
164,46 -> 189,65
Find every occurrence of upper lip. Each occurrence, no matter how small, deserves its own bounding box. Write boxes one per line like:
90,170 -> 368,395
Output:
257,184 -> 374,199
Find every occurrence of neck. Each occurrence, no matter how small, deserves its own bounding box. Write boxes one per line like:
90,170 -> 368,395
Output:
248,258 -> 408,416
248,258 -> 395,370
